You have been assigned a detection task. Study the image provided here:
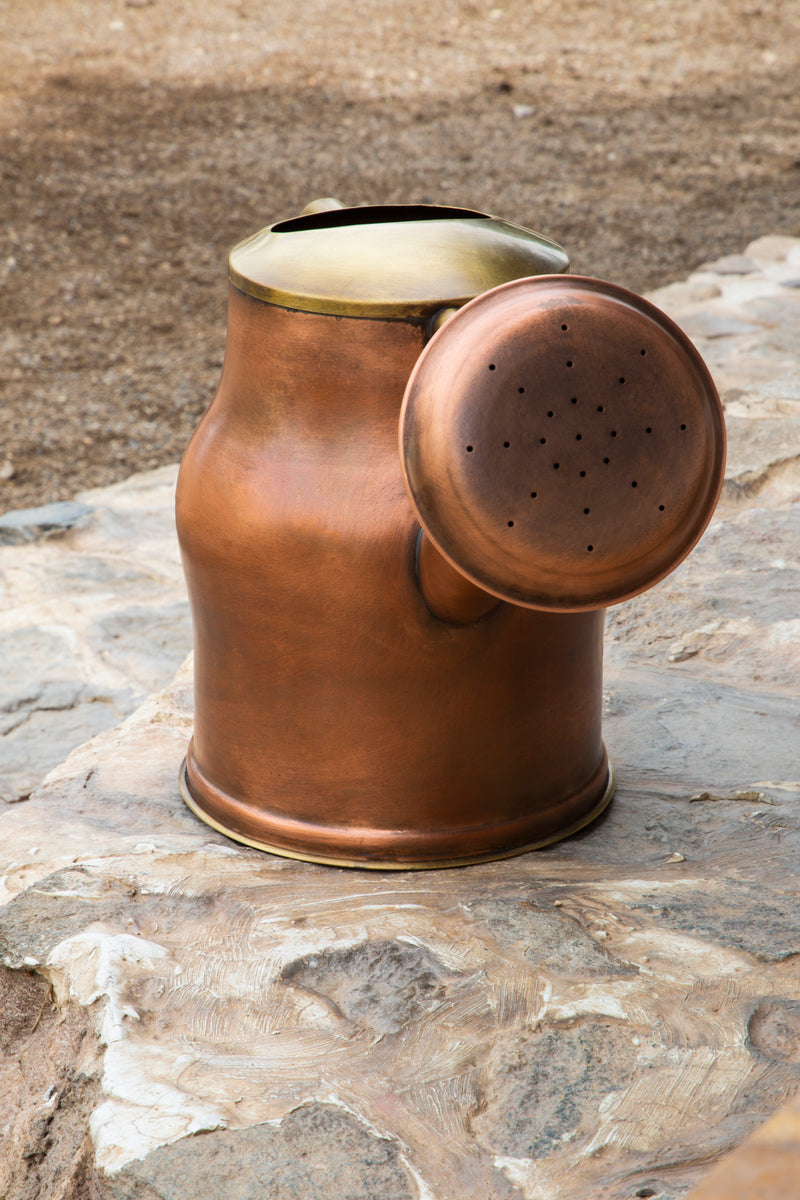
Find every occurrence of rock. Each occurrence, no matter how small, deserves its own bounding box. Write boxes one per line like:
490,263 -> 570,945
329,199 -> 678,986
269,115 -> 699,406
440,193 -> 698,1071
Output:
628,880 -> 800,962
0,965 -> 100,1200
0,500 -> 93,545
745,236 -> 800,263
0,465 -> 191,804
0,774 -> 38,804
100,1103 -> 418,1200
722,413 -> 800,506
748,1001 -> 800,1063
463,897 -> 633,977
645,280 -> 721,309
699,254 -> 760,275
474,1021 -> 638,1159
280,939 -> 456,1035
679,311 -> 761,339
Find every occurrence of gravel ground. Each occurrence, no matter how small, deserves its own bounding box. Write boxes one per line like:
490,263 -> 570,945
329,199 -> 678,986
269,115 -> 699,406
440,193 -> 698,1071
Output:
1,0 -> 798,511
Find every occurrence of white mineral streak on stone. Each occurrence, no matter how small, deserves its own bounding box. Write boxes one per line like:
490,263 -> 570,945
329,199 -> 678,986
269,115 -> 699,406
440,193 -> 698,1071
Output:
583,1045 -> 760,1157
548,982 -> 637,1022
90,1089 -> 226,1174
494,1156 -> 557,1200
604,926 -> 758,983
43,927 -> 227,1170
45,928 -> 172,1031
401,1160 -> 438,1200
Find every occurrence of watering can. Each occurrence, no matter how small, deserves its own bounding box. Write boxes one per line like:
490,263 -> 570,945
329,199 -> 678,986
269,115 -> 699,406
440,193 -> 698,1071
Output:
176,201 -> 724,867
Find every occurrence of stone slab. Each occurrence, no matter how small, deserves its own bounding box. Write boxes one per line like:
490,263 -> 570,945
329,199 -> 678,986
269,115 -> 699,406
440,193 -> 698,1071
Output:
1,238 -> 800,1199
0,465 -> 191,803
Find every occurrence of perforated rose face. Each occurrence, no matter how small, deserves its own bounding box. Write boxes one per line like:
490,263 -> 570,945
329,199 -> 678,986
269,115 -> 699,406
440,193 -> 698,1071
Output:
400,275 -> 725,612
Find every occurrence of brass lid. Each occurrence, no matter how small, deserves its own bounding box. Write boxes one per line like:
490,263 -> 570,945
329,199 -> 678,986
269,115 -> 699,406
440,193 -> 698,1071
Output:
228,204 -> 569,319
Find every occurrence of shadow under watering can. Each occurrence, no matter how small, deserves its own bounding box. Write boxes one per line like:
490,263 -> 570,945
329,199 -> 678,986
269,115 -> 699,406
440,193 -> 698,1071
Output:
175,200 -> 725,868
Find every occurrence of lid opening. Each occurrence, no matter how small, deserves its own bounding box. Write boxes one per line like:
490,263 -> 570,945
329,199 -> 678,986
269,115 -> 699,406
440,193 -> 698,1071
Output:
273,204 -> 490,234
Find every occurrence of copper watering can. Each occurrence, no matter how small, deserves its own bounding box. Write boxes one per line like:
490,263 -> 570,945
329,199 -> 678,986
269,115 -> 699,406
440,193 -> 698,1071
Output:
176,201 -> 725,868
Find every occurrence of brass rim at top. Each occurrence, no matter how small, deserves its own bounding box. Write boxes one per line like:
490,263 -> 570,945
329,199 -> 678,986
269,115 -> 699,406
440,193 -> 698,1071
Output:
228,204 -> 570,319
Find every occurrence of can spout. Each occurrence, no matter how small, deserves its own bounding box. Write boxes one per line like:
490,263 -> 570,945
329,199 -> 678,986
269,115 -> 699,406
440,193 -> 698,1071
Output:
417,530 -> 500,624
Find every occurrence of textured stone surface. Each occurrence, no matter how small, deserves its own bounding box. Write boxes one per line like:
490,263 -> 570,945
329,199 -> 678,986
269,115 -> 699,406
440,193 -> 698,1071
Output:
0,965 -> 100,1200
0,500 -> 94,545
463,897 -> 633,978
474,1020 -> 639,1160
1,241 -> 799,1199
281,939 -> 456,1035
100,1103 -> 418,1200
0,465 -> 191,803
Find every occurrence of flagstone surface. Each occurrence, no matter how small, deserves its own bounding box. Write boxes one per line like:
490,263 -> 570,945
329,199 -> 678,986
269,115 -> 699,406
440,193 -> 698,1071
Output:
1,239 -> 799,1199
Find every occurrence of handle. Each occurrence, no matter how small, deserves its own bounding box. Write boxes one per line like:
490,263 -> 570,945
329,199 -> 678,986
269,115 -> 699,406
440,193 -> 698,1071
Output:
298,197 -> 346,217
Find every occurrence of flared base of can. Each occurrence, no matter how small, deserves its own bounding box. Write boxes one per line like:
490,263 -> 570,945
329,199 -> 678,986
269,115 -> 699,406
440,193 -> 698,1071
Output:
178,751 -> 615,870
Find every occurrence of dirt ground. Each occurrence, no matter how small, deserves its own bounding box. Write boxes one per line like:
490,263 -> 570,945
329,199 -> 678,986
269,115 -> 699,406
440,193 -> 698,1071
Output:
1,0 -> 798,511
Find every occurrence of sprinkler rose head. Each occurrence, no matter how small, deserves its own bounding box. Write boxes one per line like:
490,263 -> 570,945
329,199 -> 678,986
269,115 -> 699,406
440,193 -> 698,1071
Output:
401,274 -> 725,614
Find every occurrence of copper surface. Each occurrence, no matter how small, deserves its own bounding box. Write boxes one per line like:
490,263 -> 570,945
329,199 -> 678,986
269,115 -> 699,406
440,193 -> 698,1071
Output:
179,758 -> 616,869
176,291 -> 609,866
401,275 -> 726,613
176,206 -> 722,867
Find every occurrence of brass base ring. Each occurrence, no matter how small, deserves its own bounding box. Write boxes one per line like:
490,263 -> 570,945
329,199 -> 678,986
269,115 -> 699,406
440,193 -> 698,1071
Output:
178,759 -> 615,871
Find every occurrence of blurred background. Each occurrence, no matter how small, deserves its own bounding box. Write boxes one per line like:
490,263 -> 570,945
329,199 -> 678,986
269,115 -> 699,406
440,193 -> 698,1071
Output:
1,0 -> 798,510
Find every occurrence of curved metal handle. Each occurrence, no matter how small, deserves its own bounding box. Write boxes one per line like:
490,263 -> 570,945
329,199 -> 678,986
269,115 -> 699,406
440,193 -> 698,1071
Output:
298,197 -> 346,217
415,529 -> 500,624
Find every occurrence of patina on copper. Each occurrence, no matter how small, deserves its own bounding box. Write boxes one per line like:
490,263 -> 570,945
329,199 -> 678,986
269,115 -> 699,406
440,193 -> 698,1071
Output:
176,203 -> 724,868
401,275 -> 726,620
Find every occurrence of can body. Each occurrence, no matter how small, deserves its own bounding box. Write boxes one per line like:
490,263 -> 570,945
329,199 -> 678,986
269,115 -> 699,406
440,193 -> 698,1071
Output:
176,287 -> 610,866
